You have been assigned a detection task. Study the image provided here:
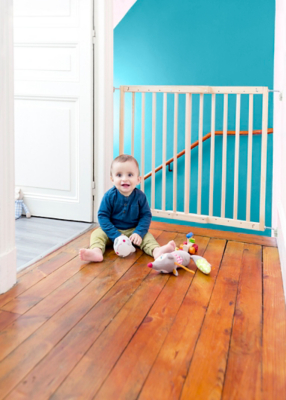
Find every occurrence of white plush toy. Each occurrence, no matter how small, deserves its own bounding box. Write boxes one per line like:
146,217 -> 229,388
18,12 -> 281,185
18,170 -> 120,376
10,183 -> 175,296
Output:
15,187 -> 31,219
113,235 -> 136,257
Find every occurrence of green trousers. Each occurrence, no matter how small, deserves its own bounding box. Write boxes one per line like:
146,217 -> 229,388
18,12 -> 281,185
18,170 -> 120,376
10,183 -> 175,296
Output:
90,227 -> 160,257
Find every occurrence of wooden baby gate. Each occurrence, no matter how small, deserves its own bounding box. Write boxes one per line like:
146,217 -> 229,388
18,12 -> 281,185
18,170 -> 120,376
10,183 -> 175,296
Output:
118,85 -> 270,231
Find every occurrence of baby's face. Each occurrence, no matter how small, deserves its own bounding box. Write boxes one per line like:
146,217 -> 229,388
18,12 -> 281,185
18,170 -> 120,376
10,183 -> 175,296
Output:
111,160 -> 141,196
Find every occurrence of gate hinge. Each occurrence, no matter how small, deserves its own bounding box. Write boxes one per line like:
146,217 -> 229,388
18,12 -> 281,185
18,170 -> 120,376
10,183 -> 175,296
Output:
265,226 -> 278,237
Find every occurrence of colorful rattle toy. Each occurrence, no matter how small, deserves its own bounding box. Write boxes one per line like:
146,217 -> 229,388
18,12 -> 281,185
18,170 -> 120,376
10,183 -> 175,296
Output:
178,232 -> 198,255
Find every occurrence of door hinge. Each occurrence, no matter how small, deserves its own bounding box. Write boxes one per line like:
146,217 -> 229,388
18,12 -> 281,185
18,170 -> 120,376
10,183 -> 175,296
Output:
92,29 -> 96,44
92,181 -> 96,196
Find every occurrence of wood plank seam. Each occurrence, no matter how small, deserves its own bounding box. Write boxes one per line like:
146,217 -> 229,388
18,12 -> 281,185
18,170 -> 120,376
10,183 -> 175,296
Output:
220,243 -> 247,399
179,240 -> 242,400
177,244 -> 227,400
222,244 -> 263,400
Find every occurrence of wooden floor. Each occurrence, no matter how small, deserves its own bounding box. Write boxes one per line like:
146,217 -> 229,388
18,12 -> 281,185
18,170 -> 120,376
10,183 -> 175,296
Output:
0,221 -> 285,400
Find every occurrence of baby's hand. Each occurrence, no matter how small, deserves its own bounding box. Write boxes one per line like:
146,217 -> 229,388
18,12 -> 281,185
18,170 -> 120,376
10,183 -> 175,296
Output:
129,233 -> 142,246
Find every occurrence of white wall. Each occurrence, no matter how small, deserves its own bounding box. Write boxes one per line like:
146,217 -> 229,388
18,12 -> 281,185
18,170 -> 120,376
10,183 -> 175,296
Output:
113,0 -> 137,27
273,0 -> 286,296
0,0 -> 17,293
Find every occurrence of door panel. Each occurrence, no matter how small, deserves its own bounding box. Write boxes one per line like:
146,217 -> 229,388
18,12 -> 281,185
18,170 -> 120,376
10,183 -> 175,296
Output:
14,0 -> 94,222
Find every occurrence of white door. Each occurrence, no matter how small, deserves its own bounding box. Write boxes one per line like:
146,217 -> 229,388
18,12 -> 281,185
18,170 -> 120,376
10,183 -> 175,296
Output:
14,0 -> 94,222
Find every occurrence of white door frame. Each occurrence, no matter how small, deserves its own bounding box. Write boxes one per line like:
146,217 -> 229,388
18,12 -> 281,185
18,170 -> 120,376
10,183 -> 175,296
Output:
93,0 -> 114,221
0,0 -> 114,293
0,0 -> 17,293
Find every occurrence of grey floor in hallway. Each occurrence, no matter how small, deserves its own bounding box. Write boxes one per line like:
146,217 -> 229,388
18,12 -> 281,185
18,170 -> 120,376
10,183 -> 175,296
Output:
15,217 -> 96,272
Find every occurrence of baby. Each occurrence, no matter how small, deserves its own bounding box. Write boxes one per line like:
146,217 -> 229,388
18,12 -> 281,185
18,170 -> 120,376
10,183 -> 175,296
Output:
79,154 -> 175,262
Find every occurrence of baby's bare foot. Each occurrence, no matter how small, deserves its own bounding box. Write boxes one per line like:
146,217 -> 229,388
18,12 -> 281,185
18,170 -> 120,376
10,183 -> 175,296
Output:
153,240 -> 176,259
79,248 -> 103,262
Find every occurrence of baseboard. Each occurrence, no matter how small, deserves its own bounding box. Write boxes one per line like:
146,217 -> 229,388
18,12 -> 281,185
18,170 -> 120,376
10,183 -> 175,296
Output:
277,203 -> 286,300
0,247 -> 17,294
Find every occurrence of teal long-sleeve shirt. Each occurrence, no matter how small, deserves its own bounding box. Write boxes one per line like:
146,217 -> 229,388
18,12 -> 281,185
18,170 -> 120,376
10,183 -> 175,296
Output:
98,187 -> 152,242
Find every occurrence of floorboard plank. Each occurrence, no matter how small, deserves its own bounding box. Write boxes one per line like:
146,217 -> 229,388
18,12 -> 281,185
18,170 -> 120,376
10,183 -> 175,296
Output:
138,237 -> 225,400
222,243 -> 263,400
51,232 -> 177,400
95,236 -> 211,400
263,246 -> 286,400
180,241 -> 244,400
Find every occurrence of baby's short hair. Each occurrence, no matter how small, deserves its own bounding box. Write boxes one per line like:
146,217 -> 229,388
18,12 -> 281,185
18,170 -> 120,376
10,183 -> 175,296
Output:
110,154 -> 140,176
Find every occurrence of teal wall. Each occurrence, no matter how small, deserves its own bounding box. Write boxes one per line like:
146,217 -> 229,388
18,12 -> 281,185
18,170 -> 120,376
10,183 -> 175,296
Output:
114,0 -> 275,236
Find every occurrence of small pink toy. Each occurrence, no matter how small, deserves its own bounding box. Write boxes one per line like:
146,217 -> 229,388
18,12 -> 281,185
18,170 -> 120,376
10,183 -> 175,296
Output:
113,235 -> 136,257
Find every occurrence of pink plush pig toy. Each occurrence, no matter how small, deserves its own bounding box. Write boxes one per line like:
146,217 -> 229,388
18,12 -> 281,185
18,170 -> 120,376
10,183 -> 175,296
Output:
147,250 -> 211,276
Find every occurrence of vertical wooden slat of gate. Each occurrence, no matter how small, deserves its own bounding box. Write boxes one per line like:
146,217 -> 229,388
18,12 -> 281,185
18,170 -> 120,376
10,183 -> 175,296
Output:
246,94 -> 253,222
221,94 -> 228,218
209,93 -> 216,216
197,93 -> 204,215
184,93 -> 192,214
131,92 -> 135,156
173,93 -> 178,213
233,94 -> 241,220
141,93 -> 145,193
162,93 -> 167,211
119,86 -> 125,154
259,88 -> 269,230
151,92 -> 156,210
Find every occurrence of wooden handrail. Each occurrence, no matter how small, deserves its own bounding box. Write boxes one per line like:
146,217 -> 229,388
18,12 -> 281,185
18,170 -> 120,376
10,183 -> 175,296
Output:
143,128 -> 273,180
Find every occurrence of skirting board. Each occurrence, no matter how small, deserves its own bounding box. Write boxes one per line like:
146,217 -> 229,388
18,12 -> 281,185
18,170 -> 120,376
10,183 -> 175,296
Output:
277,202 -> 286,301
